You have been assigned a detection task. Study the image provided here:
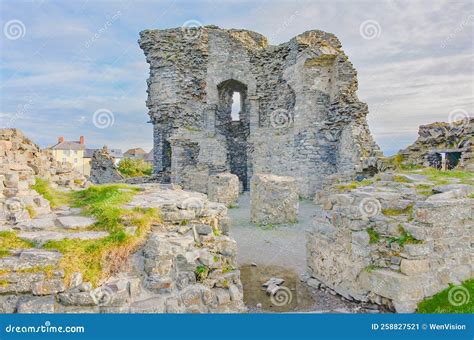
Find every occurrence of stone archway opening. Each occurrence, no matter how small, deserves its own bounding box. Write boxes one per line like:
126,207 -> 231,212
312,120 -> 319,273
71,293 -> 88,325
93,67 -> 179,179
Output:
216,79 -> 250,190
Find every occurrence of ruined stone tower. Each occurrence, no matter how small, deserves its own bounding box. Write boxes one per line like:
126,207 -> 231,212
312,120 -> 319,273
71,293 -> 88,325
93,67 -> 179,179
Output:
139,26 -> 382,197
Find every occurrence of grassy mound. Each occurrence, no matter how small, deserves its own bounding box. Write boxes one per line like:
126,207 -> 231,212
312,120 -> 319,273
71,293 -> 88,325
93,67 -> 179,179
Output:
418,279 -> 474,313
31,180 -> 162,286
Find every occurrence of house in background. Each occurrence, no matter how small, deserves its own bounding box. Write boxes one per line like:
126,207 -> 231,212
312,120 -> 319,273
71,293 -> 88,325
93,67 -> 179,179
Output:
83,148 -> 123,176
123,148 -> 147,160
145,148 -> 154,164
48,136 -> 87,174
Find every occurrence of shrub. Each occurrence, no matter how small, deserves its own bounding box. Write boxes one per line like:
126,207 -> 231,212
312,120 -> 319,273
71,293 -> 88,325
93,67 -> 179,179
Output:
118,158 -> 153,178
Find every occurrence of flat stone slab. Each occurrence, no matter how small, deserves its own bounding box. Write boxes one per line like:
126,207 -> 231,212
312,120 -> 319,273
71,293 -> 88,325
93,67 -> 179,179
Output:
432,184 -> 474,194
17,216 -> 57,230
262,277 -> 285,287
0,249 -> 62,270
19,230 -> 109,245
57,216 -> 96,229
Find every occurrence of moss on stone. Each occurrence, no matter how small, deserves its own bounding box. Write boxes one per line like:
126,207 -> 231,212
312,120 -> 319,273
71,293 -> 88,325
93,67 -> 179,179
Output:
0,231 -> 35,258
367,227 -> 380,244
382,204 -> 413,217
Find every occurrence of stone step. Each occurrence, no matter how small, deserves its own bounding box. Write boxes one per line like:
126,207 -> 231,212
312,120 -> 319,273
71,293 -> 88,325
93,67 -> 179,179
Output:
57,215 -> 96,229
0,249 -> 62,270
18,230 -> 109,246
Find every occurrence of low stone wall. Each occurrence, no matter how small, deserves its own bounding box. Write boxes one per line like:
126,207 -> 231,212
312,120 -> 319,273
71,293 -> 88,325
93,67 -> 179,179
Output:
0,184 -> 246,313
307,174 -> 473,312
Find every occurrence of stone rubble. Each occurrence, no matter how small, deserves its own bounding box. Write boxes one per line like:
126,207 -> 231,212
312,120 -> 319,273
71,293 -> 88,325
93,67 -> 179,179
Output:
89,146 -> 123,184
0,183 -> 246,313
399,118 -> 473,171
0,129 -> 88,227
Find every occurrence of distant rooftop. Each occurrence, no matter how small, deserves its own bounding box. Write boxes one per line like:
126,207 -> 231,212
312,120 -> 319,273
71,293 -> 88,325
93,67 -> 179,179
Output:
49,141 -> 85,150
124,147 -> 146,156
84,148 -> 123,158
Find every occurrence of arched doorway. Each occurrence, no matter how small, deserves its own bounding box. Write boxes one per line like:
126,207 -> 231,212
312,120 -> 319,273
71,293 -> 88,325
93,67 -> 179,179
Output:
216,79 -> 250,190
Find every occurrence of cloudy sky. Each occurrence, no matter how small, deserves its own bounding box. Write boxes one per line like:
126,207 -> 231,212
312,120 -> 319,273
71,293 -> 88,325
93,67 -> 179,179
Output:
1,0 -> 472,155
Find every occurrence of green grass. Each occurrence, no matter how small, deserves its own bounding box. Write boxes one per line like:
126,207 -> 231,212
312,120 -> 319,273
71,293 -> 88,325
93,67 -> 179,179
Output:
387,226 -> 422,247
70,184 -> 140,233
195,264 -> 209,281
469,193 -> 474,199
393,175 -> 412,183
25,205 -> 37,218
0,231 -> 34,258
39,183 -> 160,286
30,178 -> 71,208
117,158 -> 153,178
417,279 -> 474,313
404,168 -> 474,185
415,184 -> 434,196
44,207 -> 161,286
382,204 -> 413,218
367,227 -> 380,244
336,179 -> 373,192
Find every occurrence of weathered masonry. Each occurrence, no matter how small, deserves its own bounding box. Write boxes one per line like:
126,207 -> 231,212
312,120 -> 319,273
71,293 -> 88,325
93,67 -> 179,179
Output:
139,26 -> 383,197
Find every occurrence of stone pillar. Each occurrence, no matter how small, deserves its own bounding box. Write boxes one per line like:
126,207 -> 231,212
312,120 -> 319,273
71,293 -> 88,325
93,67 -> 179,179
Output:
153,124 -> 163,173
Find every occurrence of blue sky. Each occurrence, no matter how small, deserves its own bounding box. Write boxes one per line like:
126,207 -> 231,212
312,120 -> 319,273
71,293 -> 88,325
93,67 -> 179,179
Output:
1,0 -> 472,155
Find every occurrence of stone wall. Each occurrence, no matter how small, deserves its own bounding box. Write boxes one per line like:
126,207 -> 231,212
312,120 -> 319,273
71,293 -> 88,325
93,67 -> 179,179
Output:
139,26 -> 383,198
307,174 -> 473,312
399,118 -> 473,172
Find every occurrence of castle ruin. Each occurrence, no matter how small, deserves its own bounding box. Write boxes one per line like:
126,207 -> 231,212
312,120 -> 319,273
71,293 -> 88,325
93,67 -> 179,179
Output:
139,26 -> 383,198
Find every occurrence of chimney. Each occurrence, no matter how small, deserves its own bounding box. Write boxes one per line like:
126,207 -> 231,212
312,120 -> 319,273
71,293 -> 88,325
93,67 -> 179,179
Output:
79,136 -> 84,145
58,136 -> 64,143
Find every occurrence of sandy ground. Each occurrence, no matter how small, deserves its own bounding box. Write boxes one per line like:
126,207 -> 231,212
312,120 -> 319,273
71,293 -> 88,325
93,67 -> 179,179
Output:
228,193 -> 383,313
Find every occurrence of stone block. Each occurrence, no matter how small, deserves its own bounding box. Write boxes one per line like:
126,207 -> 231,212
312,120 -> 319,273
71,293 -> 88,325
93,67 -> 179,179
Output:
250,173 -> 298,225
207,173 -> 239,206
17,296 -> 55,313
400,259 -> 429,276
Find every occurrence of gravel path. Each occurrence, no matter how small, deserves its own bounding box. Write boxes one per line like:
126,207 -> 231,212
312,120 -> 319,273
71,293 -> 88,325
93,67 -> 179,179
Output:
228,192 -> 384,313
228,192 -> 313,275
